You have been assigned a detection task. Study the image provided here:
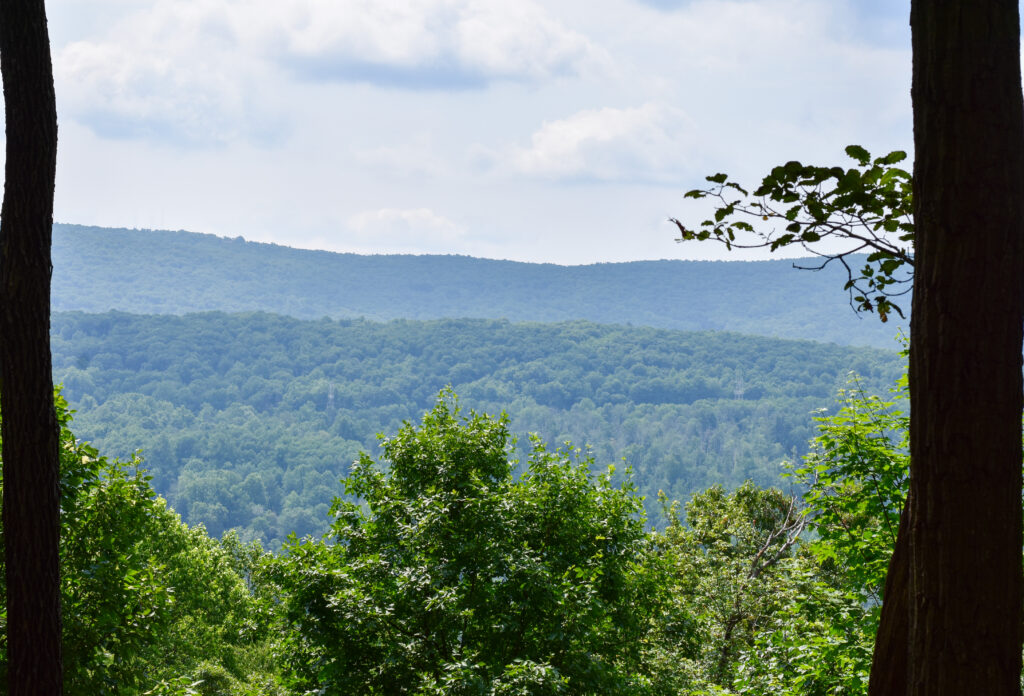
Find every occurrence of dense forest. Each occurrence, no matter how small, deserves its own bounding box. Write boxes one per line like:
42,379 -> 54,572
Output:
52,224 -> 906,349
51,310 -> 901,547
4,376 -> 906,695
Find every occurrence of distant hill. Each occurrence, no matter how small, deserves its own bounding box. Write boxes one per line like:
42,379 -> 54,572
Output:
53,224 -> 906,349
52,311 -> 902,547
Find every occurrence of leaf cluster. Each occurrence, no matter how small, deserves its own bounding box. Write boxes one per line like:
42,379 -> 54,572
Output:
732,372 -> 910,695
672,146 -> 914,321
657,482 -> 809,691
787,373 -> 908,606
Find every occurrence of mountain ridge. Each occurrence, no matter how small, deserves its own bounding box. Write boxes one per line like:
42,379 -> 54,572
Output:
53,223 -> 906,349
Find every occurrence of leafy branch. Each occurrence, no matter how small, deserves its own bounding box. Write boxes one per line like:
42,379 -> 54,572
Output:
671,145 -> 914,322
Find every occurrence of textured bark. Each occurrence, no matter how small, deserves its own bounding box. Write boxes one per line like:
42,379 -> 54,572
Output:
905,1 -> 1024,693
867,499 -> 909,695
0,0 -> 61,693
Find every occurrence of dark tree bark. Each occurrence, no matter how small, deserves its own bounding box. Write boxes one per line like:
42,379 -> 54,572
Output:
0,0 -> 61,693
868,497 -> 909,694
870,2 -> 1024,693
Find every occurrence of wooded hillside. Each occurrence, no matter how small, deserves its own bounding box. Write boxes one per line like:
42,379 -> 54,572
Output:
52,311 -> 902,546
52,224 -> 906,348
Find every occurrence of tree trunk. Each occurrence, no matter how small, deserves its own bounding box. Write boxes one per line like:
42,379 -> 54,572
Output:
0,0 -> 61,693
867,498 -> 909,695
901,1 -> 1023,692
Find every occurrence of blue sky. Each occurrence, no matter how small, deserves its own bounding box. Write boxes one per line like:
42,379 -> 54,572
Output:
45,0 -> 912,263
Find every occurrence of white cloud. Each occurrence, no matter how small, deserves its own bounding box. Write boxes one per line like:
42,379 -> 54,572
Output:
352,138 -> 450,179
450,1 -> 605,81
56,0 -> 281,146
253,0 -> 606,85
592,0 -> 911,181
53,0 -> 606,145
507,103 -> 696,183
345,207 -> 466,253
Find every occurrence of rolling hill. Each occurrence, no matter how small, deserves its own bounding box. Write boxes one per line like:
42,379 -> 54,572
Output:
53,224 -> 906,348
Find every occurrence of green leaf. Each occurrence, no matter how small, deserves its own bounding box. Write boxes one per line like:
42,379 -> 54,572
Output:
880,259 -> 903,275
874,150 -> 907,165
844,145 -> 871,165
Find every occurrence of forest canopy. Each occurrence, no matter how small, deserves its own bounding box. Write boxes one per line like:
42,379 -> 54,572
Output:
51,311 -> 902,547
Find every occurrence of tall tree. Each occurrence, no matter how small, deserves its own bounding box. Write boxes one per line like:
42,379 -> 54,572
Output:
0,0 -> 61,692
873,1 -> 1024,693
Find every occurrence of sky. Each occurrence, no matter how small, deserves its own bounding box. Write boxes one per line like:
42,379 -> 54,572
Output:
45,0 -> 912,264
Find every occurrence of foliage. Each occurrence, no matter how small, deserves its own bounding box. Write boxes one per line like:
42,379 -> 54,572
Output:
50,311 -> 902,546
791,373 -> 908,605
139,519 -> 280,693
734,374 -> 909,695
0,392 -> 172,693
633,371 -> 909,695
730,564 -> 874,696
672,146 -> 913,321
0,376 -> 916,695
270,392 -> 671,695
655,482 -> 807,692
0,394 -> 284,695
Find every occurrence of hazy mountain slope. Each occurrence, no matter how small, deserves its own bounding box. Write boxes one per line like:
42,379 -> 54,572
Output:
52,311 -> 903,546
53,224 -> 905,349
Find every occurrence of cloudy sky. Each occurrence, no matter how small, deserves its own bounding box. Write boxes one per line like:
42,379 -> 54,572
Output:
46,0 -> 911,263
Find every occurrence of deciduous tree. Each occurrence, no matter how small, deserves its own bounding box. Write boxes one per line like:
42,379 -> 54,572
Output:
272,392 -> 668,695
